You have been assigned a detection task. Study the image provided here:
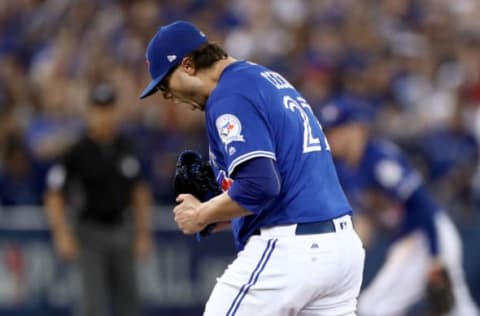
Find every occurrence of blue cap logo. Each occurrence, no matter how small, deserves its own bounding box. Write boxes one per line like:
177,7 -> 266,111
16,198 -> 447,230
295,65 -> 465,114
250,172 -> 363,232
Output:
139,21 -> 208,99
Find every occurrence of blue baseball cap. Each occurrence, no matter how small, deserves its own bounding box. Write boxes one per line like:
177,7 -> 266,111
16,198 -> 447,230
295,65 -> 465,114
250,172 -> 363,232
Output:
139,21 -> 208,99
319,96 -> 371,129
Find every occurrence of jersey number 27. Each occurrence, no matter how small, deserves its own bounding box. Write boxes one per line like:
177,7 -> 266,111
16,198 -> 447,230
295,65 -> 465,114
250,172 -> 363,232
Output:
283,95 -> 330,153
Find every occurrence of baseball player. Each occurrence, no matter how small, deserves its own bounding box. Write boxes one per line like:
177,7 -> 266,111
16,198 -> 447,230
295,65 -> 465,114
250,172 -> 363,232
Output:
139,21 -> 365,315
319,99 -> 479,316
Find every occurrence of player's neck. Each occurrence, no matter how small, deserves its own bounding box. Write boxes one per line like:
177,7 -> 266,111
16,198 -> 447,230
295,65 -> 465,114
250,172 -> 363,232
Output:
345,128 -> 368,166
205,57 -> 237,94
346,147 -> 361,166
87,129 -> 117,144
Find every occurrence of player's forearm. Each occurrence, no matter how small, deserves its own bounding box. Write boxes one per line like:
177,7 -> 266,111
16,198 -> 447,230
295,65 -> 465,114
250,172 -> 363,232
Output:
132,182 -> 153,234
44,190 -> 70,233
197,191 -> 252,227
196,158 -> 279,227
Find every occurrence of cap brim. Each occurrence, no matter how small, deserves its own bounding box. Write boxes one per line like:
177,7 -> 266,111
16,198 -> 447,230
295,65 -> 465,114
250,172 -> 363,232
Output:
139,73 -> 166,99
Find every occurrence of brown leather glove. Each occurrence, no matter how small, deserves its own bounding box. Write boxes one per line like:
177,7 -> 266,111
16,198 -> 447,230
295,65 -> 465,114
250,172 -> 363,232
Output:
426,265 -> 455,315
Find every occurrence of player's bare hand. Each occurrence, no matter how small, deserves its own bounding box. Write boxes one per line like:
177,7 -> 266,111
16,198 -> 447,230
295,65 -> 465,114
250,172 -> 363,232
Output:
173,194 -> 205,234
53,229 -> 79,261
428,257 -> 446,278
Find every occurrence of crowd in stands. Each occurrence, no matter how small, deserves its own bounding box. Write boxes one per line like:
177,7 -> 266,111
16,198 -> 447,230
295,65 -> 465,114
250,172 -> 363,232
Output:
0,0 -> 479,217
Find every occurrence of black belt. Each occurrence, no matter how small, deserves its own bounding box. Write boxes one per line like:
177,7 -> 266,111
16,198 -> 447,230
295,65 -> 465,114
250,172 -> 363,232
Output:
253,219 -> 336,236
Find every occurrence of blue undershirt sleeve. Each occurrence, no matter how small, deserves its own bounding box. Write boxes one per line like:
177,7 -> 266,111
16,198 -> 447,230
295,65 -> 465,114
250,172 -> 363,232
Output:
228,157 -> 281,214
402,186 -> 439,256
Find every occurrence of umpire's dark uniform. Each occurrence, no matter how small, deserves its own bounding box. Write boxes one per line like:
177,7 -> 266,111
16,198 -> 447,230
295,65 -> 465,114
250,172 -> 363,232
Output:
66,134 -> 141,316
45,84 -> 149,316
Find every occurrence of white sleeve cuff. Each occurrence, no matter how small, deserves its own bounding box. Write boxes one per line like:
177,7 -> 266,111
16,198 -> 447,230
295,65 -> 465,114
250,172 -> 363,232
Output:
227,151 -> 276,176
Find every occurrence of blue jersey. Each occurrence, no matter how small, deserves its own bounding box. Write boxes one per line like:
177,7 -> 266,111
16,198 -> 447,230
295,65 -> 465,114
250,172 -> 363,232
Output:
335,139 -> 424,204
418,128 -> 478,181
205,61 -> 351,249
334,139 -> 441,253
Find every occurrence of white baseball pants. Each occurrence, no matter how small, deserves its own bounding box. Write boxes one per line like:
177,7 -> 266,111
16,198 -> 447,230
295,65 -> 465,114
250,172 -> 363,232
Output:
358,212 -> 479,316
204,215 -> 365,316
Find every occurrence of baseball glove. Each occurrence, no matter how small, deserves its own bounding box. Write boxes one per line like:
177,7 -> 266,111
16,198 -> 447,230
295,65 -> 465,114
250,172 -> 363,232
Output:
174,150 -> 222,237
426,266 -> 455,315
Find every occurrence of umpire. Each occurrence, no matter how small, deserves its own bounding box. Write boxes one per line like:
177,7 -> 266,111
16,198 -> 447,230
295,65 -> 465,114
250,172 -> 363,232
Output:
44,82 -> 153,316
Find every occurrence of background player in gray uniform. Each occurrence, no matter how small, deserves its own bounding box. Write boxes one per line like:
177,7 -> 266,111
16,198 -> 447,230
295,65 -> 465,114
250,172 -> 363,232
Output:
319,100 -> 479,316
139,21 -> 365,316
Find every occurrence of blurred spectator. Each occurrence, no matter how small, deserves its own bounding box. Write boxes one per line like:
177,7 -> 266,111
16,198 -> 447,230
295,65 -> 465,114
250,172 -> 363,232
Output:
0,0 -> 478,234
0,0 -> 477,207
44,83 -> 153,316
414,104 -> 479,219
24,78 -> 83,168
0,133 -> 43,206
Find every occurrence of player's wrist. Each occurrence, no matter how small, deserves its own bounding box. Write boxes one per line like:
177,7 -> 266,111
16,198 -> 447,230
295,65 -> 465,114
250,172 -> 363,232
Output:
429,257 -> 443,269
196,201 -> 211,228
52,222 -> 71,235
134,219 -> 152,233
196,192 -> 231,227
135,227 -> 151,237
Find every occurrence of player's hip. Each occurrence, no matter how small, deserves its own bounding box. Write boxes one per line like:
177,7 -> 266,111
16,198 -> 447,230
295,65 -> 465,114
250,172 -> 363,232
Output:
229,215 -> 365,280
256,214 -> 352,233
213,221 -> 365,315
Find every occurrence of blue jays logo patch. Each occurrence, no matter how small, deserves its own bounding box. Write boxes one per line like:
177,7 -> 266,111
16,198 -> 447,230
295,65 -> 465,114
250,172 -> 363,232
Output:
216,114 -> 245,148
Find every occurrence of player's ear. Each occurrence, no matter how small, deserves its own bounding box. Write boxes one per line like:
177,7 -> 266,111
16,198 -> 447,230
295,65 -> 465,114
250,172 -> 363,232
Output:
181,57 -> 196,75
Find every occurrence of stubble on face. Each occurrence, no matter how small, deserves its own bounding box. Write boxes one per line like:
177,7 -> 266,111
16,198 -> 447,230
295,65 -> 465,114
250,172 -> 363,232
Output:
170,75 -> 209,111
170,89 -> 208,111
